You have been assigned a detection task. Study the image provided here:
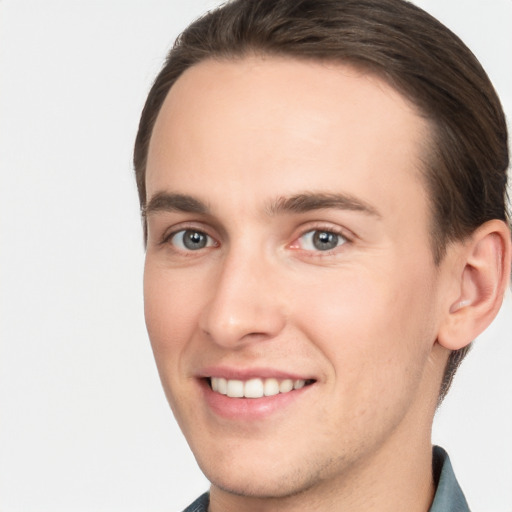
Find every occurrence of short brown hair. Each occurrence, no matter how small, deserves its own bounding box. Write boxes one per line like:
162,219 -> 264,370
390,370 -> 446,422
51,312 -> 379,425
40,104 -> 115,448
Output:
134,0 -> 509,400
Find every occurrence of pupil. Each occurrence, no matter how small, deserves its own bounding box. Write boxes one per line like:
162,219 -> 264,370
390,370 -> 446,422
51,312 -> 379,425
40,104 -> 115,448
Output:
313,231 -> 338,250
183,230 -> 207,250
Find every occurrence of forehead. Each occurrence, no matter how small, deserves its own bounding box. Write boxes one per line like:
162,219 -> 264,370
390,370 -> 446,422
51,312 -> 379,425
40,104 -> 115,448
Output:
146,56 -> 431,231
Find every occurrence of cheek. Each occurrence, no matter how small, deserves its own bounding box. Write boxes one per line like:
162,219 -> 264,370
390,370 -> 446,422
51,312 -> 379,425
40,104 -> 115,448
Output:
143,262 -> 202,361
143,262 -> 207,424
292,261 -> 437,396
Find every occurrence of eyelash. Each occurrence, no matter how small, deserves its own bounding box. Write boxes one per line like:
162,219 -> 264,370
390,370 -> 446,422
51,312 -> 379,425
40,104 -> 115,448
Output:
291,226 -> 349,255
160,224 -> 218,253
160,224 -> 352,257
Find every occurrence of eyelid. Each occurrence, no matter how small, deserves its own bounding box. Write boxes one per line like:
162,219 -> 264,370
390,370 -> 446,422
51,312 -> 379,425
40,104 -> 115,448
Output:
293,221 -> 354,242
288,222 -> 354,254
160,222 -> 219,247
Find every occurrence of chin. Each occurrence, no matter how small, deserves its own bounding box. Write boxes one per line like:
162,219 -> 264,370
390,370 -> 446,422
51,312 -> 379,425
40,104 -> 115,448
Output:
207,469 -> 309,500
196,447 -> 339,501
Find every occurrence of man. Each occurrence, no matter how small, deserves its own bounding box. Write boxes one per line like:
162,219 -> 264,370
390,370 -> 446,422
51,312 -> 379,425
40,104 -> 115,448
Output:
134,0 -> 511,510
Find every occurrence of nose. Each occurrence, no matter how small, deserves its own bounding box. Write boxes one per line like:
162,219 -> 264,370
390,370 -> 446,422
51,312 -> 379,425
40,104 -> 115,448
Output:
199,248 -> 286,349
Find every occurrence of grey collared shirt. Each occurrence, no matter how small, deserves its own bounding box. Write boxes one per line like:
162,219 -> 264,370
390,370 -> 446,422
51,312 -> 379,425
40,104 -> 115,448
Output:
182,446 -> 470,512
430,446 -> 470,512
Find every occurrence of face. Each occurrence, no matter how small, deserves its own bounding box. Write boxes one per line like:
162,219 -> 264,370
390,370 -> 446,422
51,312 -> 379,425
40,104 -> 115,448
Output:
144,57 -> 449,501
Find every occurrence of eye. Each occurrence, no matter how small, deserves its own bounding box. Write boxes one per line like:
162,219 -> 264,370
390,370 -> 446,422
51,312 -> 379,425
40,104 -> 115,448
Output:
169,229 -> 216,251
297,229 -> 347,252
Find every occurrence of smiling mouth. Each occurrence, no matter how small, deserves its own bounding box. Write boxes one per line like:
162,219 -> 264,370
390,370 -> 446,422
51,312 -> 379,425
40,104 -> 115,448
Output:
208,377 -> 315,399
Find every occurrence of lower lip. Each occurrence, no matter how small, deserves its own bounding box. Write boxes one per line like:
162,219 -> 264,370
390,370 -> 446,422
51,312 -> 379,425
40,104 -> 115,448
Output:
200,379 -> 312,420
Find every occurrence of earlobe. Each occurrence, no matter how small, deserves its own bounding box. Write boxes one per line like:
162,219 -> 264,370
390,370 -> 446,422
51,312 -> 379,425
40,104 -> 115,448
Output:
438,220 -> 511,351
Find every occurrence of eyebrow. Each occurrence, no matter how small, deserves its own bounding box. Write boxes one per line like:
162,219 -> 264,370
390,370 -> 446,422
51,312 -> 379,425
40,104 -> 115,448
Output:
266,192 -> 381,218
143,191 -> 381,218
143,192 -> 210,217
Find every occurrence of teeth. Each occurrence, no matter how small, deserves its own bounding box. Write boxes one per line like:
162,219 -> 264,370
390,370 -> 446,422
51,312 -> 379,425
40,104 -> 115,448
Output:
294,379 -> 305,389
245,378 -> 264,398
264,378 -> 280,396
226,379 -> 244,398
210,377 -> 309,398
217,377 -> 227,395
279,379 -> 293,393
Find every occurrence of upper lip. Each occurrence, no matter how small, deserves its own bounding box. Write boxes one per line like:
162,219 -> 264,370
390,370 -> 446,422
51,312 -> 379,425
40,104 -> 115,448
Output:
197,365 -> 315,381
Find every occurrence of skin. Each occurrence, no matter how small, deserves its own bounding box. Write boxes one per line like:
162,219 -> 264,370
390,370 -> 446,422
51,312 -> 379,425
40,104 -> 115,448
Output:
143,57 -> 472,511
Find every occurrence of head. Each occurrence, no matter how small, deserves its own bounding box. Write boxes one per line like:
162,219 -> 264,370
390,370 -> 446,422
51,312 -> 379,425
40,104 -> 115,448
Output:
135,0 -> 509,402
135,0 -> 510,504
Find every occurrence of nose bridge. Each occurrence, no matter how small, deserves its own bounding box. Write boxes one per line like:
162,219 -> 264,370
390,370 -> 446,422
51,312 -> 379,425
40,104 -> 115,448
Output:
199,239 -> 285,347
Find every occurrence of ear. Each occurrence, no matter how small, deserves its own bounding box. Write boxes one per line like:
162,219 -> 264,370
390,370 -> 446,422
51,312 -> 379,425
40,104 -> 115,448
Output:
437,219 -> 511,350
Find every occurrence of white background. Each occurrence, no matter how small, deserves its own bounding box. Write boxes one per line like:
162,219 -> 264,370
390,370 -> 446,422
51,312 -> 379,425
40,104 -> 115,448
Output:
0,1 -> 510,511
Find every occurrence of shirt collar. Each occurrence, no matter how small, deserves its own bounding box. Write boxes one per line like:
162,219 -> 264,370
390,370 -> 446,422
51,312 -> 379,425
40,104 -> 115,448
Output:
429,446 -> 471,511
